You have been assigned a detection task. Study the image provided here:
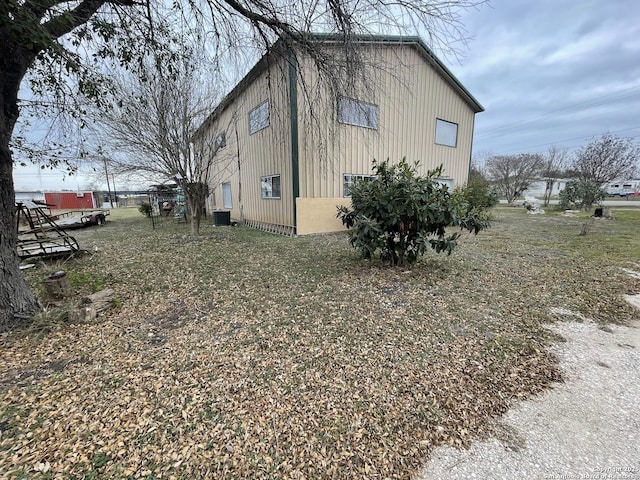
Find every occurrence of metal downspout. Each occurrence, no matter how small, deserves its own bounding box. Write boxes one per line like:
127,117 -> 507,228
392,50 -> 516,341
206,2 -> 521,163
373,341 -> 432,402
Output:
288,52 -> 300,235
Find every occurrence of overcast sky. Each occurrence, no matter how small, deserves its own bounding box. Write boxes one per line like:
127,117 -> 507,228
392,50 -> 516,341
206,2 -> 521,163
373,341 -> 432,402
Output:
12,0 -> 640,191
452,0 -> 640,159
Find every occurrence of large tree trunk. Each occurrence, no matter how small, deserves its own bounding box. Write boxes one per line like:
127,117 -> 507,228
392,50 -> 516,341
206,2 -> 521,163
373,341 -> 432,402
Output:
187,195 -> 201,236
0,148 -> 39,329
184,183 -> 206,236
190,212 -> 201,236
543,179 -> 554,206
1,57 -> 41,330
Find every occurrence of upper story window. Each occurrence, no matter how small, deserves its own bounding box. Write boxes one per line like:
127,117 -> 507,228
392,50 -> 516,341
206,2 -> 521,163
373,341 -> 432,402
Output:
343,174 -> 376,197
215,132 -> 226,150
435,118 -> 458,147
338,97 -> 378,130
249,100 -> 270,134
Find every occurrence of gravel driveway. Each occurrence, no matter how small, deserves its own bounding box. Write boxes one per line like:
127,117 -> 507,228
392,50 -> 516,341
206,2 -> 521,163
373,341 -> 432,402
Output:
419,313 -> 640,480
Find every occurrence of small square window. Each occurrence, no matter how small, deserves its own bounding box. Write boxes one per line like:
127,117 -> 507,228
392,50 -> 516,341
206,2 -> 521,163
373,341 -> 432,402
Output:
215,132 -> 226,150
249,101 -> 270,134
435,118 -> 458,147
338,97 -> 378,129
261,175 -> 281,199
343,174 -> 376,197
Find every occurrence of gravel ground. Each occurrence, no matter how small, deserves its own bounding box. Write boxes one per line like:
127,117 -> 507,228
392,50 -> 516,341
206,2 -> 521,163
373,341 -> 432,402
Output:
419,313 -> 640,480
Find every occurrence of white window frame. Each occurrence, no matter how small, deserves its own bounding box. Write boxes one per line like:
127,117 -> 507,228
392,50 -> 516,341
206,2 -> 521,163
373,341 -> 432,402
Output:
249,101 -> 270,135
337,97 -> 379,130
343,174 -> 377,197
436,178 -> 453,191
261,174 -> 281,199
222,182 -> 232,209
435,118 -> 458,147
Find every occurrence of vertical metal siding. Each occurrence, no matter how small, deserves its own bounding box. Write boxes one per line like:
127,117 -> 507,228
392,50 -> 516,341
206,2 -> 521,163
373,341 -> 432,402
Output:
296,45 -> 476,198
197,43 -> 479,233
196,60 -> 293,229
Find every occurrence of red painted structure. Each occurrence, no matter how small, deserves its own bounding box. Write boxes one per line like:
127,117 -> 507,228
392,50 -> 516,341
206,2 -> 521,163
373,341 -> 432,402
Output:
44,191 -> 96,210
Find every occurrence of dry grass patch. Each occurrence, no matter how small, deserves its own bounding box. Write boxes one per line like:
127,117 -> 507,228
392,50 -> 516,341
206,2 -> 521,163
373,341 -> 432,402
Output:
1,207 -> 638,479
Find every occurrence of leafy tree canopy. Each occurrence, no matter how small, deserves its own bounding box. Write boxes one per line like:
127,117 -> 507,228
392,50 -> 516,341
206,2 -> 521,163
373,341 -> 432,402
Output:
559,180 -> 605,211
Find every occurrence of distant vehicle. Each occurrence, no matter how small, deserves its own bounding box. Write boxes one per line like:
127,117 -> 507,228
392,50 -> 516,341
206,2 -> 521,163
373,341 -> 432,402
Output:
606,180 -> 640,197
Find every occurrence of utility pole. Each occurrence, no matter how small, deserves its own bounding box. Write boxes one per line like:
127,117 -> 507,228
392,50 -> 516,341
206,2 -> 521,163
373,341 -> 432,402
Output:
111,173 -> 117,208
104,158 -> 114,208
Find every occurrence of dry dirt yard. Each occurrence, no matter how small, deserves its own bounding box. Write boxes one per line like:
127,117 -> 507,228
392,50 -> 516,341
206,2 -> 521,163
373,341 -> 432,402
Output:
419,310 -> 640,480
1,207 -> 639,479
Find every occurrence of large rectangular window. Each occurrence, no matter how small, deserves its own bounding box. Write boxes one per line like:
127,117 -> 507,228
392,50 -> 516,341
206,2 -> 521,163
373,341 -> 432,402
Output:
249,101 -> 270,134
343,174 -> 376,197
435,118 -> 458,147
261,175 -> 281,199
338,97 -> 378,129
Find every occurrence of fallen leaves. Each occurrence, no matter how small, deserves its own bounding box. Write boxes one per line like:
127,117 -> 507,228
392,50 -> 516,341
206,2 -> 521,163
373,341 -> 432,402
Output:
1,208 -> 638,479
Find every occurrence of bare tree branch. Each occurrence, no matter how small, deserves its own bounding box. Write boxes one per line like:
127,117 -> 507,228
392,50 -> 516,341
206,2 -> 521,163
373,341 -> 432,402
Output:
541,146 -> 569,206
486,153 -> 545,204
43,1 -> 107,39
90,43 -> 223,234
572,134 -> 639,186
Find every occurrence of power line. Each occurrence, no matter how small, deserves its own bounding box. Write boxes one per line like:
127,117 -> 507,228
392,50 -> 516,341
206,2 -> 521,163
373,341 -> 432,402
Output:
477,88 -> 640,138
484,125 -> 640,155
13,171 -> 78,177
476,86 -> 640,139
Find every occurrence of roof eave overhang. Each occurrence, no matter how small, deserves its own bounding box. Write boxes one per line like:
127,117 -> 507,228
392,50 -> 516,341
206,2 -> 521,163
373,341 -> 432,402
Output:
194,34 -> 484,138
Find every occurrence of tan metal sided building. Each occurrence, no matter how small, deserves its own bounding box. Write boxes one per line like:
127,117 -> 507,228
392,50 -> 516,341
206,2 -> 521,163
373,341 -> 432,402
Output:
193,35 -> 483,236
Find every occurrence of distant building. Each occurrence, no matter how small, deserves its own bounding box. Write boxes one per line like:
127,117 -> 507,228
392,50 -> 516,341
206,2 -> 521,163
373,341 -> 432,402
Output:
524,179 -> 640,199
605,180 -> 640,197
44,191 -> 97,210
15,191 -> 44,203
522,179 -> 571,198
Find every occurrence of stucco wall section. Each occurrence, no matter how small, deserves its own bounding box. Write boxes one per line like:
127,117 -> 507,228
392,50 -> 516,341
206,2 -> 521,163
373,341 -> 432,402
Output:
296,197 -> 351,235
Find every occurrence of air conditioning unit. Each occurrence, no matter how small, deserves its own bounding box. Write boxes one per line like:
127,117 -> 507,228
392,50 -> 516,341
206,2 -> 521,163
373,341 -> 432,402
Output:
76,192 -> 85,198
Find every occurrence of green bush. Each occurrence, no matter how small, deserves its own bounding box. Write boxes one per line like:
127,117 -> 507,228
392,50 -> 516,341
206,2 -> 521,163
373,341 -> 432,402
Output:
559,180 -> 605,210
453,176 -> 499,211
138,202 -> 153,217
337,159 -> 490,266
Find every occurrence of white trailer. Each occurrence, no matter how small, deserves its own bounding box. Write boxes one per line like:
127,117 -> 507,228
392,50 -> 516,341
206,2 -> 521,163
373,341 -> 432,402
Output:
606,180 -> 640,197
